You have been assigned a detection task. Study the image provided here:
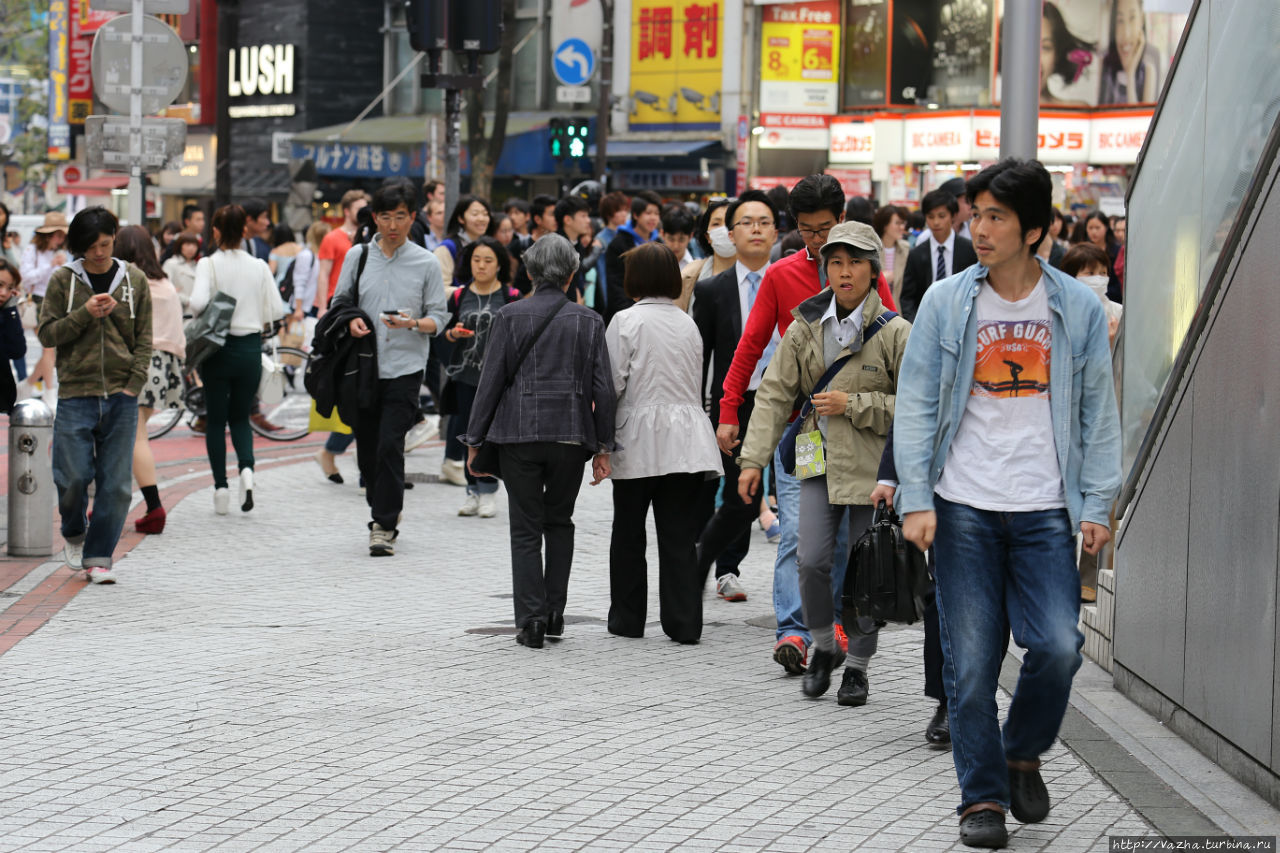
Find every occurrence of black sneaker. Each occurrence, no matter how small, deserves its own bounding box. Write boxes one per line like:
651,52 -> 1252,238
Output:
836,668 -> 869,706
1008,763 -> 1050,823
802,647 -> 844,698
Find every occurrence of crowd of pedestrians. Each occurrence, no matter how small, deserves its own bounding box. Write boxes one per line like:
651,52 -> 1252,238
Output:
0,160 -> 1126,848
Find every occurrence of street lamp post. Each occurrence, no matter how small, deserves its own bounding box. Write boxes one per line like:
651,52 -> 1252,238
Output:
999,0 -> 1040,160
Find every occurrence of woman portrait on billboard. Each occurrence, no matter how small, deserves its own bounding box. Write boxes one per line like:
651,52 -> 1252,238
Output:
1099,0 -> 1160,103
1039,2 -> 1096,106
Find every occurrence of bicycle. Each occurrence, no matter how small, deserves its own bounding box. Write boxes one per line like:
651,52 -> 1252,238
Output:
146,338 -> 313,441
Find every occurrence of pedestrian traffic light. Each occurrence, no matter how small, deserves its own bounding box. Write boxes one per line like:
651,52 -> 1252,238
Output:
565,118 -> 590,159
548,117 -> 567,160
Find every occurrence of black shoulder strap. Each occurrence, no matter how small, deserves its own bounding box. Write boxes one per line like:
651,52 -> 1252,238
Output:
863,310 -> 897,344
353,244 -> 370,305
503,297 -> 568,389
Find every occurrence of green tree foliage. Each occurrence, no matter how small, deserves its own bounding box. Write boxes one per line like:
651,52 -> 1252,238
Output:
0,0 -> 51,193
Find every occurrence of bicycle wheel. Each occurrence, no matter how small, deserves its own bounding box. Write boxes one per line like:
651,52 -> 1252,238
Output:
251,346 -> 313,441
146,406 -> 183,439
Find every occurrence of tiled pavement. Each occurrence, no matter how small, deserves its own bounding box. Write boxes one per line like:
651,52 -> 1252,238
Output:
0,444 -> 1159,851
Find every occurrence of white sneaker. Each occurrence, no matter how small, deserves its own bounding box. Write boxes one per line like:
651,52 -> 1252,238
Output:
441,458 -> 467,486
716,573 -> 748,602
369,523 -> 397,557
478,493 -> 498,518
239,468 -> 254,512
86,566 -> 116,584
214,487 -> 229,515
458,494 -> 480,517
63,540 -> 83,570
404,417 -> 439,453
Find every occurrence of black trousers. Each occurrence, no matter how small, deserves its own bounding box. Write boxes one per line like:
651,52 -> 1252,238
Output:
354,371 -> 422,531
609,473 -> 705,643
697,392 -> 760,580
499,442 -> 587,629
695,479 -> 751,578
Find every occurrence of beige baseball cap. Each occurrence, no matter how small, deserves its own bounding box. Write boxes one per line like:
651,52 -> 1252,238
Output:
819,220 -> 884,271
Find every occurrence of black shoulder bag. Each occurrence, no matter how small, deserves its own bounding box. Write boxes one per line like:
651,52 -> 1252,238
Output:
843,500 -> 931,632
470,297 -> 569,479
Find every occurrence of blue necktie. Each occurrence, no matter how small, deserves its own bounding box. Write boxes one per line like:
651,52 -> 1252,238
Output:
936,245 -> 946,282
746,271 -> 761,310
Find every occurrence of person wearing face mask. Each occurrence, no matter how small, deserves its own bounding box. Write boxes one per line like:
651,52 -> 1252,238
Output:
678,198 -> 737,312
1059,243 -> 1121,347
604,191 -> 663,322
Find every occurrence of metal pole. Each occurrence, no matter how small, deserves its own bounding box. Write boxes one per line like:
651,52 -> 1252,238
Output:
443,52 -> 462,212
594,0 -> 612,188
999,0 -> 1040,160
127,0 -> 144,226
214,0 -> 238,208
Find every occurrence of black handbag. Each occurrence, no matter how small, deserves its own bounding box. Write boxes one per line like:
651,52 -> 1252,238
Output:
843,500 -> 931,633
470,297 -> 569,479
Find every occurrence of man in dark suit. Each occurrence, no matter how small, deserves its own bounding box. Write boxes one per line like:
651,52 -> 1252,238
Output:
692,190 -> 778,603
900,189 -> 978,322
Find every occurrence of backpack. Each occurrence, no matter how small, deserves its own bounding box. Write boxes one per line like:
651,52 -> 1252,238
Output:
277,257 -> 296,306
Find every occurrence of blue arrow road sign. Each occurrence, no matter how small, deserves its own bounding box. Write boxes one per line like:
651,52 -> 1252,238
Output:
553,38 -> 595,87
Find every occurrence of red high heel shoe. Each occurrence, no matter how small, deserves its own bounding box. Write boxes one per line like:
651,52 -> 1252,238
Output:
134,507 -> 166,534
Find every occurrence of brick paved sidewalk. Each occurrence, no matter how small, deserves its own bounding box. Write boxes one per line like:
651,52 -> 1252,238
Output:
0,446 -> 1153,852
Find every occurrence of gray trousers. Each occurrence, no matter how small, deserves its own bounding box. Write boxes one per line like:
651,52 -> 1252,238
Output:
797,476 -> 878,659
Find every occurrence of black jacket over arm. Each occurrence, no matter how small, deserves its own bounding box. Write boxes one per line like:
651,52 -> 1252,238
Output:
899,235 -> 978,322
603,229 -> 640,323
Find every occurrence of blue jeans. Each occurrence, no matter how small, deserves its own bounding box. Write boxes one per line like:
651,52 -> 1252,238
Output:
325,431 -> 355,454
52,394 -> 139,568
933,495 -> 1084,815
772,443 -> 849,644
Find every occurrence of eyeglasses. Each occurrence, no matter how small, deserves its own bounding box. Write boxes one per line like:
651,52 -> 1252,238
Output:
375,212 -> 413,225
797,225 -> 836,238
733,218 -> 775,231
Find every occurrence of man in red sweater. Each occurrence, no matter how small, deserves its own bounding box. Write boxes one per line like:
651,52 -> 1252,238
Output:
715,175 -> 896,674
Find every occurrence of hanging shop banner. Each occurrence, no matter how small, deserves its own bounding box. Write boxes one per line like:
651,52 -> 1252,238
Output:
902,114 -> 970,163
759,0 -> 840,115
757,114 -> 829,150
47,0 -> 71,160
828,118 -> 874,164
629,0 -> 724,131
68,0 -> 109,125
970,114 -> 1089,164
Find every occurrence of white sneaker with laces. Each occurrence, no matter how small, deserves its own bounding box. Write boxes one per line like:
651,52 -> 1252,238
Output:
214,487 -> 230,515
458,494 -> 480,517
478,493 -> 498,518
239,468 -> 254,512
63,540 -> 83,570
716,573 -> 748,602
441,458 -> 468,486
404,417 -> 439,453
86,566 -> 116,584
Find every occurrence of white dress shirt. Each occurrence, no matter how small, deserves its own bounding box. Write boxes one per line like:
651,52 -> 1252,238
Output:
927,230 -> 957,282
820,293 -> 866,351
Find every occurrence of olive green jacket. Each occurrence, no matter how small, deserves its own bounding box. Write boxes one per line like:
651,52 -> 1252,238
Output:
739,287 -> 910,505
37,259 -> 153,399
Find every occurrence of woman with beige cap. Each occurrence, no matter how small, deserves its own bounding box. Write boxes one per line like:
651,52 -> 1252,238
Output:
20,211 -> 69,396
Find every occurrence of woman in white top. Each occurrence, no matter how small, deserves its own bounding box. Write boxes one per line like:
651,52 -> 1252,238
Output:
21,212 -> 70,394
874,205 -> 910,310
161,231 -> 200,309
604,242 -> 723,645
190,204 -> 285,516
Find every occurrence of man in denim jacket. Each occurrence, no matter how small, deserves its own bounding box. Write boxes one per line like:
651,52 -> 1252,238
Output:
893,159 -> 1121,849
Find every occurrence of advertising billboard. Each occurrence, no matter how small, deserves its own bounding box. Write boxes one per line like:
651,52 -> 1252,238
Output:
47,0 -> 71,160
840,0 -> 1189,110
759,1 -> 841,116
629,0 -> 724,131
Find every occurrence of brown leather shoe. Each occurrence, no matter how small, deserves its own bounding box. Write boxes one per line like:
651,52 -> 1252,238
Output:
250,413 -> 282,432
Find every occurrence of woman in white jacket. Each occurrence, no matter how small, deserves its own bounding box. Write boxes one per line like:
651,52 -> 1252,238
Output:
20,212 -> 69,395
190,205 -> 284,515
605,242 -> 723,644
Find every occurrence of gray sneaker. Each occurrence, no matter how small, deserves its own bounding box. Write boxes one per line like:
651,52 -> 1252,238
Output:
369,523 -> 398,557
63,540 -> 84,570
716,573 -> 747,602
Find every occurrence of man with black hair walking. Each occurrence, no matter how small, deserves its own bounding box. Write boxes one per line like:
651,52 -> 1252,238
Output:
38,206 -> 152,584
603,190 -> 663,320
329,181 -> 449,557
900,189 -> 978,322
895,158 -> 1121,848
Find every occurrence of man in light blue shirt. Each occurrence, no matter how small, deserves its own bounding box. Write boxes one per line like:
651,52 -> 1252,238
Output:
894,159 -> 1121,849
330,180 -> 449,557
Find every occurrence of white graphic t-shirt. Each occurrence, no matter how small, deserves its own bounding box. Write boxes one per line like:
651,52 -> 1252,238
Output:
934,278 -> 1065,511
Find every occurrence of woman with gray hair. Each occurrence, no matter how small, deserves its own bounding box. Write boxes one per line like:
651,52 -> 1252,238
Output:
462,233 -> 617,650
